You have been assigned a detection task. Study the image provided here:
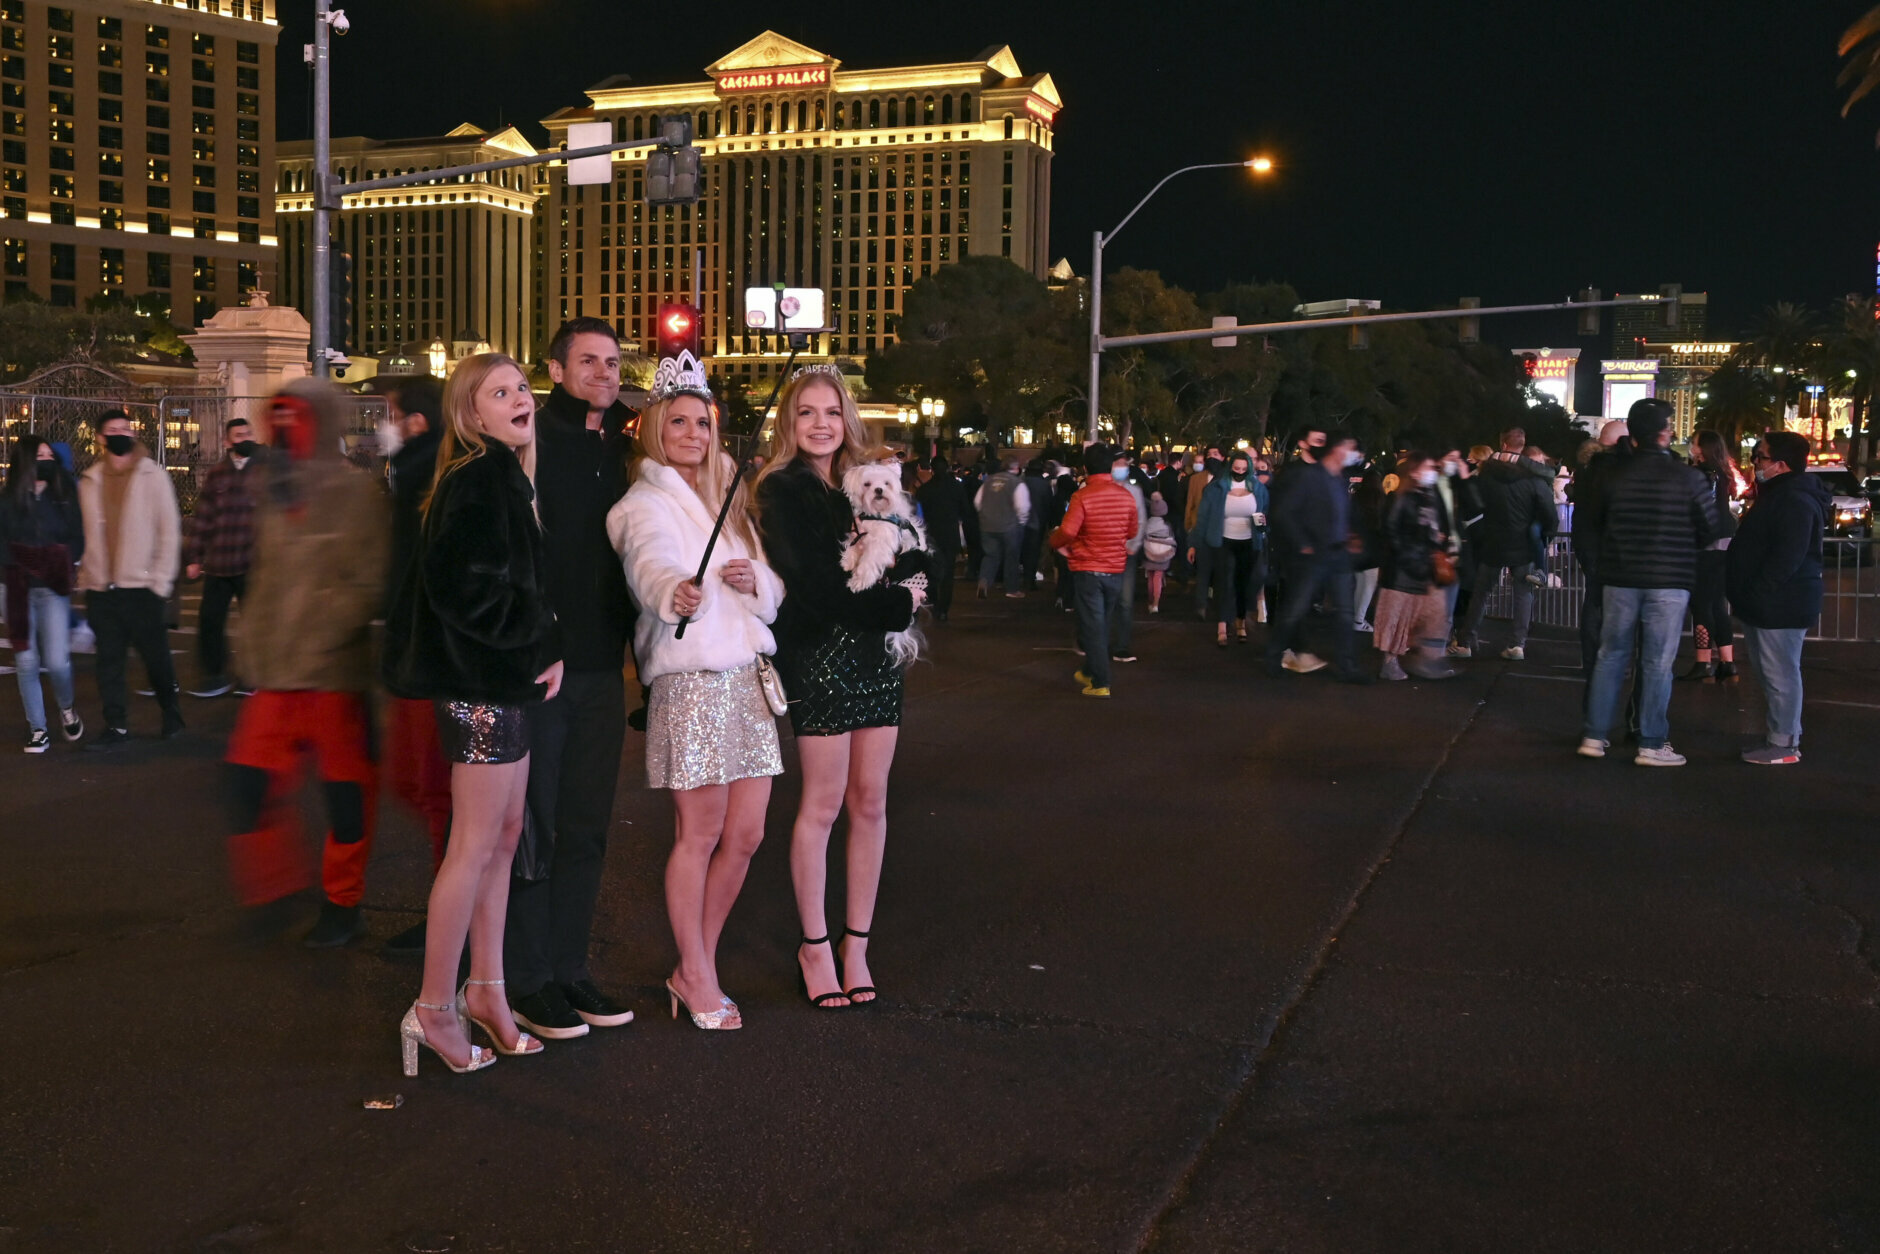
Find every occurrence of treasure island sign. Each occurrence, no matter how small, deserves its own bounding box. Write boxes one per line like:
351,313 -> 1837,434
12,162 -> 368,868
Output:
715,66 -> 831,93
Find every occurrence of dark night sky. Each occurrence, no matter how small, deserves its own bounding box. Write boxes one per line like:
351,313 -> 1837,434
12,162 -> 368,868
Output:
279,0 -> 1880,344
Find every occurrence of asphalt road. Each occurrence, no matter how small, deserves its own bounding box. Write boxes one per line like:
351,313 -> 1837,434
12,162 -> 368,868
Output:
3,586 -> 1878,1253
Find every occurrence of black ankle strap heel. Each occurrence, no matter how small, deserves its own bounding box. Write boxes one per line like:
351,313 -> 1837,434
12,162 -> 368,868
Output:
840,927 -> 877,1005
798,936 -> 849,1009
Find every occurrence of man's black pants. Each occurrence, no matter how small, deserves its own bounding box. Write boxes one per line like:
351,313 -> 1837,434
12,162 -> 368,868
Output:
505,668 -> 627,997
928,536 -> 959,616
198,572 -> 246,678
89,588 -> 179,730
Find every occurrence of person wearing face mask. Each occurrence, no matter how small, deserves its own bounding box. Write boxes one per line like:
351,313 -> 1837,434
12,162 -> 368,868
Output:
1140,493 -> 1178,613
1375,454 -> 1460,681
1431,448 -> 1482,648
1188,452 -> 1225,619
1266,432 -> 1368,682
1189,450 -> 1269,646
376,374 -> 452,957
1452,427 -> 1555,662
1109,450 -> 1148,663
221,381 -> 391,948
181,418 -> 261,699
1048,443 -> 1141,697
77,408 -> 184,749
1,434 -> 85,751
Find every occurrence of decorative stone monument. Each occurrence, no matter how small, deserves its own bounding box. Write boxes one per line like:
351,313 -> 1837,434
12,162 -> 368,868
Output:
181,291 -> 312,404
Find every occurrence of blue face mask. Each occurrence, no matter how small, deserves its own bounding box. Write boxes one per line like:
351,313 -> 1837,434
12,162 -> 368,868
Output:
1111,466 -> 1129,482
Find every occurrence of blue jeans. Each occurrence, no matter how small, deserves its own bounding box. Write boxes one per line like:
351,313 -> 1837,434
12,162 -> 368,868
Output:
1742,625 -> 1806,746
1584,586 -> 1689,750
979,525 -> 1024,594
14,586 -> 75,733
1073,570 -> 1124,689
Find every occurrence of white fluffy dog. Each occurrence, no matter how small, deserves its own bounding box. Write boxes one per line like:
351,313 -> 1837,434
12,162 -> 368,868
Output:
840,461 -> 928,667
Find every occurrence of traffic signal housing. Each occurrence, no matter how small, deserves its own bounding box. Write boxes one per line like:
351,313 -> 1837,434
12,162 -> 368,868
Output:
657,302 -> 700,361
327,247 -> 353,356
646,115 -> 701,206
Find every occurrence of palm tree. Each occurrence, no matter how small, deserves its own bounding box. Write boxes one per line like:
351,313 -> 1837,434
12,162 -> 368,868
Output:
1841,7 -> 1880,143
1821,294 -> 1880,467
1731,301 -> 1822,431
1696,362 -> 1776,450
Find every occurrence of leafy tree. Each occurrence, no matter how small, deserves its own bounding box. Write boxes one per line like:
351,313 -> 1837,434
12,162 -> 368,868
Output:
1840,7 -> 1880,143
0,295 -> 150,383
865,255 -> 1077,449
1820,294 -> 1880,466
1734,301 -> 1821,421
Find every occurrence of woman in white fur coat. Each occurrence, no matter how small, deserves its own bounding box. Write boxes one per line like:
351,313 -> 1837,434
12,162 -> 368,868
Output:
607,385 -> 784,1031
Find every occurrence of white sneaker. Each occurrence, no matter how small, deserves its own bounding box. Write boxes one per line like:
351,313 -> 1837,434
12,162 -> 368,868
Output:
1446,642 -> 1473,658
1284,651 -> 1329,674
1354,620 -> 1374,633
1500,646 -> 1525,661
1634,744 -> 1687,767
1576,737 -> 1608,759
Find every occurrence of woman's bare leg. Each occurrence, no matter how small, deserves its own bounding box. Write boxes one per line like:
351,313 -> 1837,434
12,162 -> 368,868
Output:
792,734 -> 852,1005
461,757 -> 531,1049
837,725 -> 900,1002
667,783 -> 730,1010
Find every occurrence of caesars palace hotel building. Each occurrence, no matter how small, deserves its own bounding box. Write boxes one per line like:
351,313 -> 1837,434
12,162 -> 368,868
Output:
538,32 -> 1059,377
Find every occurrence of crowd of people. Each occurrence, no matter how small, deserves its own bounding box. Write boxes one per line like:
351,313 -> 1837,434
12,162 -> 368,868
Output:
894,397 -> 1824,766
0,330 -> 1832,1073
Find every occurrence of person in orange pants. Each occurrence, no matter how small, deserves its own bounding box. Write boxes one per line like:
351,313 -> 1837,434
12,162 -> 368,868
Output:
227,689 -> 379,914
223,380 -> 390,946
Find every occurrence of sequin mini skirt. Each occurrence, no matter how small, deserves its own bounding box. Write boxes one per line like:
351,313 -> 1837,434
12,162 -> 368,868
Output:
435,700 -> 531,765
780,622 -> 904,737
645,661 -> 783,791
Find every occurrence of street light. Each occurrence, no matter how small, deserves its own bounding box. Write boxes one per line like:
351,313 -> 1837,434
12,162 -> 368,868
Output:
1086,157 -> 1274,441
427,338 -> 447,377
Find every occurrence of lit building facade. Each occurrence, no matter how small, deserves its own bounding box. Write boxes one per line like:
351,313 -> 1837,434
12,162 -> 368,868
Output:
1611,290 -> 1707,358
1639,340 -> 1735,439
275,124 -> 540,362
0,0 -> 279,325
538,32 -> 1059,379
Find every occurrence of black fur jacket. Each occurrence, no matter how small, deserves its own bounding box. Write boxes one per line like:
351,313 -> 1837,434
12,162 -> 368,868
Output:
756,458 -> 922,664
383,441 -> 561,703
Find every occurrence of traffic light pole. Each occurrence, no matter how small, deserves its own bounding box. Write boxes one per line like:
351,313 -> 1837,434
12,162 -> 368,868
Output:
309,0 -> 332,377
1095,295 -> 1656,352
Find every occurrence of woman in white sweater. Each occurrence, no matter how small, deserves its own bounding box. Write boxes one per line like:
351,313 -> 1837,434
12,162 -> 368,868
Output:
607,372 -> 784,1031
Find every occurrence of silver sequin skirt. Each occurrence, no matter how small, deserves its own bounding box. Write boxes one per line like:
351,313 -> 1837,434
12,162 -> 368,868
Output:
435,700 -> 531,765
644,662 -> 783,791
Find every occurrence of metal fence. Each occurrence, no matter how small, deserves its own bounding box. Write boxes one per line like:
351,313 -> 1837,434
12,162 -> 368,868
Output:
1475,535 -> 1880,644
0,389 -> 386,513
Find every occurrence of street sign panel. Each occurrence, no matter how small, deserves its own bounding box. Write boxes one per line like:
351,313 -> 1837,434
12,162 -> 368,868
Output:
745,287 -> 827,331
566,122 -> 612,186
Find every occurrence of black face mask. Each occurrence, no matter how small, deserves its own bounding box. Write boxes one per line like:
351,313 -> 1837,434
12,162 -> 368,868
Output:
103,434 -> 136,457
232,440 -> 259,459
35,460 -> 56,482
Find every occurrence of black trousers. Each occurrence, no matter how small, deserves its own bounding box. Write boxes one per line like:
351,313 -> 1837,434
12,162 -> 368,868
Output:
505,668 -> 627,996
929,536 -> 959,615
90,587 -> 179,729
198,572 -> 247,678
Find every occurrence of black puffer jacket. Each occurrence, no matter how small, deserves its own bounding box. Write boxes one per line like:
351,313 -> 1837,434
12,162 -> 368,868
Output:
383,442 -> 561,703
1726,470 -> 1829,628
1380,487 -> 1446,594
1587,448 -> 1721,590
755,458 -> 918,673
1568,444 -> 1627,578
1473,455 -> 1555,567
385,425 -> 441,612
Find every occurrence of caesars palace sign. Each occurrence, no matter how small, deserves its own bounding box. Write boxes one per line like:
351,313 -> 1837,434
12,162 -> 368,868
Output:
715,66 -> 831,93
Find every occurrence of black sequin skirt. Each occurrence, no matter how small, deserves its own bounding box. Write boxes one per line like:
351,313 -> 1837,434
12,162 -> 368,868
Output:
779,623 -> 903,737
434,700 -> 531,764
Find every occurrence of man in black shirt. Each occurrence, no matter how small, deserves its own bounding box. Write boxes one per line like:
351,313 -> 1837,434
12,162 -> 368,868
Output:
507,318 -> 638,1040
915,458 -> 963,621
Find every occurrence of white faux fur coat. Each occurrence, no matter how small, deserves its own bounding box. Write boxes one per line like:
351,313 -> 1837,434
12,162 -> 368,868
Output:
607,459 -> 783,685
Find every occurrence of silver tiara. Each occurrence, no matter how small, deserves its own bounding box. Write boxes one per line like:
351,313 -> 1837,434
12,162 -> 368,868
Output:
649,350 -> 713,402
790,362 -> 847,385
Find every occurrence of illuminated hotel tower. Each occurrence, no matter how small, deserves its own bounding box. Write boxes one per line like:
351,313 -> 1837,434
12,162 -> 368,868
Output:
537,32 -> 1060,380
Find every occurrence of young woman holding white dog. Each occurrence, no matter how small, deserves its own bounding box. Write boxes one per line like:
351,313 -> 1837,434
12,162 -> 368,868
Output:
753,368 -> 926,1010
609,363 -> 784,1030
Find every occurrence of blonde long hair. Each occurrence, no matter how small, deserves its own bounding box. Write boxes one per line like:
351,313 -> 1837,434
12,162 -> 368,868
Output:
423,352 -> 536,522
750,371 -> 880,514
635,393 -> 756,550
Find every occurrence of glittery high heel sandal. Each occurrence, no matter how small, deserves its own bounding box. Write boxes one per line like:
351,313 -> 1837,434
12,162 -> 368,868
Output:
666,978 -> 741,1030
839,926 -> 877,1006
797,935 -> 850,1010
456,978 -> 544,1057
401,999 -> 498,1077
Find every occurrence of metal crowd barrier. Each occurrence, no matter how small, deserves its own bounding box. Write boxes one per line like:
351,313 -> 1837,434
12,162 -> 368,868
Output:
1477,535 -> 1880,644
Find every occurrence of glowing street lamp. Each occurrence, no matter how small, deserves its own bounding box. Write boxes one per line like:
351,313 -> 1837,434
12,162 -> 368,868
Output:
427,338 -> 447,377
